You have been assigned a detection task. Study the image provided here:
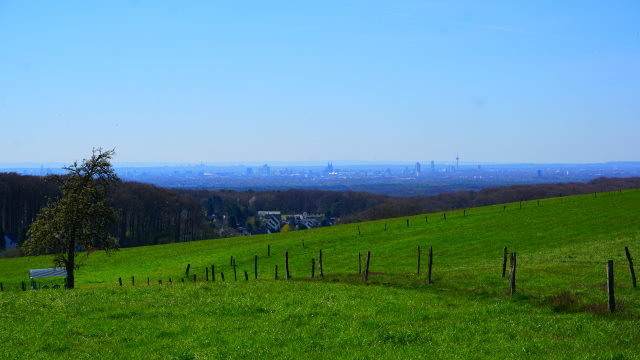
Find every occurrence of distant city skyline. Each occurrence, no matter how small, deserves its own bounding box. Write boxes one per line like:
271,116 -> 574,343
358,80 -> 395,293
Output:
2,159 -> 640,170
1,1 -> 638,163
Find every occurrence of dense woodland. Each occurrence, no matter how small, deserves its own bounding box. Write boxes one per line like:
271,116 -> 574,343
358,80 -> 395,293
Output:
2,172 -> 640,252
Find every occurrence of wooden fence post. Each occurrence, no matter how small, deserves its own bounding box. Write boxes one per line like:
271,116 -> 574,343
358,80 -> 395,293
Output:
502,247 -> 508,278
212,265 -> 215,282
193,274 -> 196,282
358,252 -> 362,274
311,258 -> 315,278
185,264 -> 191,276
503,205 -> 506,212
406,219 -> 409,227
318,249 -> 323,277
220,272 -> 225,282
206,267 -> 209,281
607,260 -> 615,312
131,276 -> 135,286
159,279 -> 162,285
425,216 -> 428,223
233,258 -> 237,281
21,281 -> 26,291
254,255 -> 258,280
244,270 -> 249,281
463,209 -> 466,217
181,278 -> 184,283
285,251 -> 290,280
275,265 -> 278,280
147,277 -> 150,286
169,278 -> 172,284
624,247 -> 637,288
118,277 -> 122,286
230,256 -> 234,266
509,252 -> 517,295
427,246 -> 433,284
384,223 -> 387,231
364,251 -> 371,281
519,201 -> 522,209
537,200 -> 540,207
443,213 -> 447,220
417,246 -> 421,275
0,282 -> 3,291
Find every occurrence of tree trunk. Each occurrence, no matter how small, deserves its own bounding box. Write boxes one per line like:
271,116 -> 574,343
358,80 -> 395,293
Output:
65,240 -> 75,289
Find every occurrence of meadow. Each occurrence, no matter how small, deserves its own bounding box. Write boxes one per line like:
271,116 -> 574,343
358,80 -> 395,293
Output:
1,190 -> 639,359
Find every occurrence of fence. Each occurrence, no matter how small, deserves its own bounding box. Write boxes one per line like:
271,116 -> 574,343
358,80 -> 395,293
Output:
2,190 -> 636,313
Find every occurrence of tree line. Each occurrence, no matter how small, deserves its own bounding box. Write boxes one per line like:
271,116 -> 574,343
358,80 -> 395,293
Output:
2,172 -> 640,251
0,173 -> 208,250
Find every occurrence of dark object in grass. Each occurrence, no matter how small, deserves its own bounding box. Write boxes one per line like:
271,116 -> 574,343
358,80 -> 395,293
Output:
544,291 -> 579,312
509,252 -> 517,295
624,247 -> 636,288
417,246 -> 421,275
502,247 -> 507,278
427,246 -> 433,284
607,260 -> 615,312
364,251 -> 371,281
285,252 -> 290,280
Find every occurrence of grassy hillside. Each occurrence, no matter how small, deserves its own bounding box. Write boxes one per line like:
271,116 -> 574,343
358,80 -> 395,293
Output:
1,190 -> 640,359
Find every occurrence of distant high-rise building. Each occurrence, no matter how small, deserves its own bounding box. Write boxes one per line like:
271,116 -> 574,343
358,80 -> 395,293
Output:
324,161 -> 334,175
456,153 -> 460,170
431,160 -> 435,172
246,167 -> 254,176
259,164 -> 270,176
414,162 -> 421,177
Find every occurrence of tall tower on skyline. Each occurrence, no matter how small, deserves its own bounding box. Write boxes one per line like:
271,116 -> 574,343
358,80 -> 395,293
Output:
456,153 -> 460,170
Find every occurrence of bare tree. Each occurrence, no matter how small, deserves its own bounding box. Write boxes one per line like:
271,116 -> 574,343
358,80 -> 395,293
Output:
23,148 -> 120,288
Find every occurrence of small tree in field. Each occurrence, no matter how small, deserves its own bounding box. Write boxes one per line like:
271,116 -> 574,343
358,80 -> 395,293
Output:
23,149 -> 120,289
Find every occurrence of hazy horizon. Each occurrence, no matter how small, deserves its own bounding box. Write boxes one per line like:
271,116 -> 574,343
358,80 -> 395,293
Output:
1,159 -> 640,170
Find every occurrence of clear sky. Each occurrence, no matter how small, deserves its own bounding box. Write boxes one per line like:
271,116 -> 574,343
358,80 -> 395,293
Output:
1,1 -> 638,164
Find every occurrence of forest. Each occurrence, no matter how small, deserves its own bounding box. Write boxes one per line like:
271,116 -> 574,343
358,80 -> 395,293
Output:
2,172 -> 640,252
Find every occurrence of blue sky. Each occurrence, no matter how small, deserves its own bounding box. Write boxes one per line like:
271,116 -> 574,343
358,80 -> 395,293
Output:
1,1 -> 638,164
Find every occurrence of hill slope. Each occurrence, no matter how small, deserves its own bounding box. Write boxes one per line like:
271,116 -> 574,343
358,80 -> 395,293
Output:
1,190 -> 640,359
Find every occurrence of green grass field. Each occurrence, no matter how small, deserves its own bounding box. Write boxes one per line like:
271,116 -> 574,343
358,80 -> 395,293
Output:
1,190 -> 640,359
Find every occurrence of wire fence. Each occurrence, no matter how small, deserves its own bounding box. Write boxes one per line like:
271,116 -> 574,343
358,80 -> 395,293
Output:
1,189 -> 636,313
